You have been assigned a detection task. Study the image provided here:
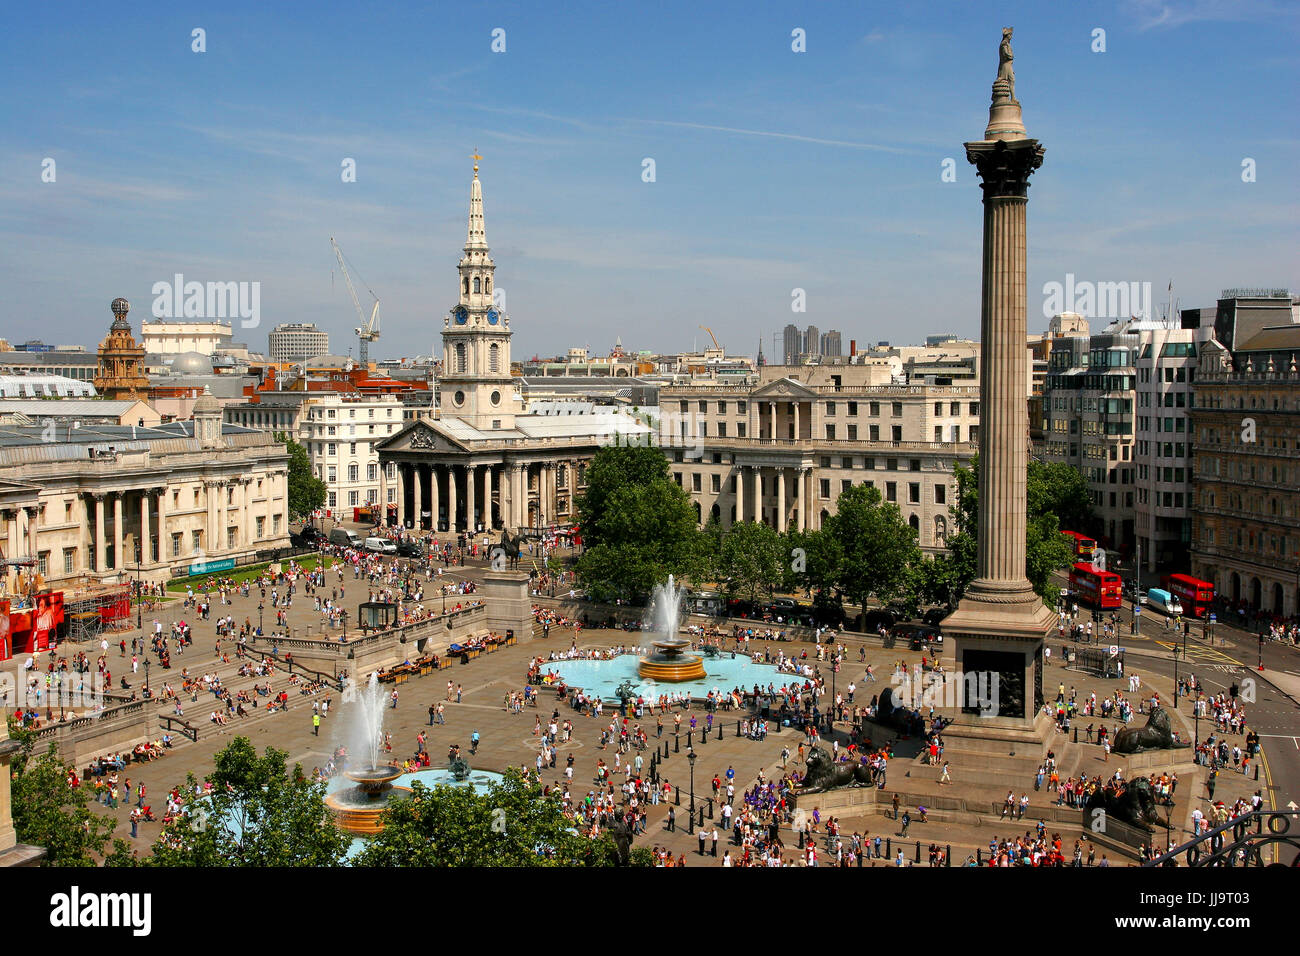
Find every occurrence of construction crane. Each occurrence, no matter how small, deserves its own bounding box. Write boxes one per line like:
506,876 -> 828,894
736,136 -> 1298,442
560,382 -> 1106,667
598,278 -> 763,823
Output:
330,236 -> 381,365
698,325 -> 721,351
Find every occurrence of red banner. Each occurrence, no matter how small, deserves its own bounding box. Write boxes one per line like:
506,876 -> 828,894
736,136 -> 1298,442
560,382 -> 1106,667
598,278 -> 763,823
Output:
0,599 -> 9,662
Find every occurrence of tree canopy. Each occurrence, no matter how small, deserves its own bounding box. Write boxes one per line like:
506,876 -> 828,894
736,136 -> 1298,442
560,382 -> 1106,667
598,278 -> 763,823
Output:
136,737 -> 349,867
575,444 -> 708,601
7,725 -> 116,866
277,431 -> 327,519
354,767 -> 651,867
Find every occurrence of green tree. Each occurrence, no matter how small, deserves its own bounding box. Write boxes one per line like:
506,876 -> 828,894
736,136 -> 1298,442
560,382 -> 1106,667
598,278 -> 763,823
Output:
943,455 -> 1091,606
355,768 -> 648,866
575,444 -> 706,601
277,431 -> 327,519
821,484 -> 922,629
140,738 -> 348,867
716,521 -> 784,603
7,729 -> 116,866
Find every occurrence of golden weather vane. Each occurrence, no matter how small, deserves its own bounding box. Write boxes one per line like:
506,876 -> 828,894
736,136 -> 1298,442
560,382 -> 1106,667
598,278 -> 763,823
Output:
472,149 -> 482,174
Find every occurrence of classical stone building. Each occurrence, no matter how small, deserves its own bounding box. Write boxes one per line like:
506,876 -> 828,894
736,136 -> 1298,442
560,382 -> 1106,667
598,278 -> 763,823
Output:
658,363 -> 979,551
377,163 -> 649,534
93,298 -> 151,401
1189,327 -> 1300,616
0,390 -> 291,587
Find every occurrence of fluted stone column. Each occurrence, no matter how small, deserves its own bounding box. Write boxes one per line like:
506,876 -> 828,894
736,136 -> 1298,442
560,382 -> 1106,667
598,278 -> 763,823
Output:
113,493 -> 124,570
735,465 -> 745,523
434,463 -> 444,530
467,464 -> 478,533
942,27 -> 1053,725
752,467 -> 762,526
93,495 -> 106,572
790,465 -> 800,530
484,465 -> 494,531
447,466 -> 458,533
155,487 -> 168,561
776,469 -> 786,531
413,464 -> 423,530
140,493 -> 151,565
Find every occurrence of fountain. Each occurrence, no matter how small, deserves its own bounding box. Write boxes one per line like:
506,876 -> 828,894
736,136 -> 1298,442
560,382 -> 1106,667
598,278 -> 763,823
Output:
324,673 -> 412,835
637,576 -> 705,682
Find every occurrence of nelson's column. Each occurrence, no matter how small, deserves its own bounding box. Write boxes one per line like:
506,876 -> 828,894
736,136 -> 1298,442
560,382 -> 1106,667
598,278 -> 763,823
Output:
942,28 -> 1053,729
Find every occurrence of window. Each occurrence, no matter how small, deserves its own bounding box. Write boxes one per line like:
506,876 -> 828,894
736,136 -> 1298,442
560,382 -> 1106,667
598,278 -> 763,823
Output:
489,343 -> 500,372
935,426 -> 942,441
910,459 -> 921,472
908,482 -> 920,503
256,516 -> 265,539
227,529 -> 237,549
891,402 -> 903,417
847,425 -> 857,440
348,464 -> 359,483
736,422 -> 746,438
718,421 -> 727,437
172,533 -> 182,557
718,401 -> 727,414
842,457 -> 853,468
826,402 -> 836,416
367,463 -> 378,481
63,547 -> 76,573
350,442 -> 357,454
842,479 -> 852,494
699,401 -> 707,413
886,481 -> 897,502
692,474 -> 701,492
848,402 -> 857,415
327,466 -> 337,482
348,491 -> 359,507
455,343 -> 467,373
273,514 -> 282,533
892,426 -> 903,441
37,551 -> 48,575
328,443 -> 337,456
819,479 -> 830,498
934,484 -> 946,504
869,425 -> 880,441
886,458 -> 898,471
192,530 -> 202,553
825,424 -> 836,440
869,402 -> 880,416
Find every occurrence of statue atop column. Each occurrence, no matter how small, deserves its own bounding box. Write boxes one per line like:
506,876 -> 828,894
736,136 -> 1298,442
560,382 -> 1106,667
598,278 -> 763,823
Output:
993,27 -> 1016,104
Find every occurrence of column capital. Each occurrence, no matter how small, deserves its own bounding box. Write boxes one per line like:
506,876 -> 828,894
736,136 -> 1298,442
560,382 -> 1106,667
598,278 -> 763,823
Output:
964,137 -> 1044,200
92,492 -> 107,502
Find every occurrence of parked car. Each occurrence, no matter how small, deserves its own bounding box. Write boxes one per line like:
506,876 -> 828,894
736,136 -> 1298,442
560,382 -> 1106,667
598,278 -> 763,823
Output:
395,541 -> 423,558
922,606 -> 951,627
862,609 -> 897,633
299,525 -> 326,544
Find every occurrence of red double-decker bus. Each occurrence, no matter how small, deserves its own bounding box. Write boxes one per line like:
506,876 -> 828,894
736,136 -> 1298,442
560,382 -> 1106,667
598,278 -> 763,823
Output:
1163,574 -> 1215,618
1061,530 -> 1096,559
1069,562 -> 1122,609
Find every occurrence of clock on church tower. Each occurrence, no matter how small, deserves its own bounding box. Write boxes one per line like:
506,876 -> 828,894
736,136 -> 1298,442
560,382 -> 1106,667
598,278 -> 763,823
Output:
440,158 -> 518,430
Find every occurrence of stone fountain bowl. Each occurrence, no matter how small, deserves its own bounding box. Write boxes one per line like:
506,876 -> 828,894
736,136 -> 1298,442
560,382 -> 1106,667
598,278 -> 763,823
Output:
344,766 -> 403,794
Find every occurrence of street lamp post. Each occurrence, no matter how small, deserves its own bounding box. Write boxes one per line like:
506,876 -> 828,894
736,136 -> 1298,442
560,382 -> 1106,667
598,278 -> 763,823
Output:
687,748 -> 697,817
144,659 -> 150,697
258,602 -> 263,635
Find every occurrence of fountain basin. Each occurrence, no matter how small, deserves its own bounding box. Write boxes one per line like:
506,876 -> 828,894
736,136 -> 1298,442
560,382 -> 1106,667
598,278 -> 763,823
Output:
638,639 -> 705,682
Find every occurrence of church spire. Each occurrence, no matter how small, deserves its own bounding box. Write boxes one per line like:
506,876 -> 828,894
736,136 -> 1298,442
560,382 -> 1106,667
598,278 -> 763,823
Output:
466,151 -> 488,252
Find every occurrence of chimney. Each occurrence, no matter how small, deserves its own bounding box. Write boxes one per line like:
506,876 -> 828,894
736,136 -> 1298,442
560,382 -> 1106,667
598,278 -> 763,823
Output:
849,339 -> 857,357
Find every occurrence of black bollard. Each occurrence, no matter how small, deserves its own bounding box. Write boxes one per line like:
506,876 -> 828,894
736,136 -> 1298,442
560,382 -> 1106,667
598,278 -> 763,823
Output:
674,735 -> 680,754
718,724 -> 724,741
1254,764 -> 1259,780
1073,727 -> 1078,744
687,730 -> 693,747
946,844 -> 952,867
699,726 -> 706,746
699,808 -> 705,829
708,798 -> 714,820
736,720 -> 742,738
915,840 -> 921,864
675,787 -> 680,806
886,838 -> 891,858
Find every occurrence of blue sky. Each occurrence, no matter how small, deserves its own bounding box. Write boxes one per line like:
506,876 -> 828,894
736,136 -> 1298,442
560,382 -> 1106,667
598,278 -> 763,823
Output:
2,0 -> 1297,360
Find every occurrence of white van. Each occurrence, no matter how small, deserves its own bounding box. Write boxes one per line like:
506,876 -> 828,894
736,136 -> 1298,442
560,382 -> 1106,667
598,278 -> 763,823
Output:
1146,588 -> 1183,617
365,536 -> 396,554
329,528 -> 363,549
